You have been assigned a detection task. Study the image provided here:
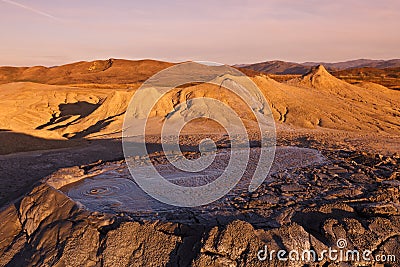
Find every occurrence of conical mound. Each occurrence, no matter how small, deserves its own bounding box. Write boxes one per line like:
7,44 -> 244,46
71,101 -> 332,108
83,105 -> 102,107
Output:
286,64 -> 352,91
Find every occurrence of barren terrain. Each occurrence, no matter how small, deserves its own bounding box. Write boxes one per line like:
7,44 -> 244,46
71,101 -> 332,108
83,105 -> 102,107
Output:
0,59 -> 399,267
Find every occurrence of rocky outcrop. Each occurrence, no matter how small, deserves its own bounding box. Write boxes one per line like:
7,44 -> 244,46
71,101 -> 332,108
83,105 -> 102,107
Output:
0,183 -> 186,267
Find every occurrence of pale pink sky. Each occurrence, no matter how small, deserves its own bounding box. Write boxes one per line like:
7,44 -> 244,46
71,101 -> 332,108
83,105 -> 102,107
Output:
0,0 -> 399,66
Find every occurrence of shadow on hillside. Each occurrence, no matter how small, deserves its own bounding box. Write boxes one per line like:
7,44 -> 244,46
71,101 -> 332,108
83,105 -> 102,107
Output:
66,111 -> 125,139
36,101 -> 101,130
35,101 -> 124,140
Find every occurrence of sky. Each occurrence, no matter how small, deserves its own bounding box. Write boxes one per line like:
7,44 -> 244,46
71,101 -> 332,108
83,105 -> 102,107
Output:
0,0 -> 399,66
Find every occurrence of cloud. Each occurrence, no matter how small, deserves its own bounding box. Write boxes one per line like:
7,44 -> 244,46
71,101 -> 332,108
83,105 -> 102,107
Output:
1,0 -> 60,21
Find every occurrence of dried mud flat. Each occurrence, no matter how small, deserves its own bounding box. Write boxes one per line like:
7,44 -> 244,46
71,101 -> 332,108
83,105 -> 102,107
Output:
0,131 -> 399,267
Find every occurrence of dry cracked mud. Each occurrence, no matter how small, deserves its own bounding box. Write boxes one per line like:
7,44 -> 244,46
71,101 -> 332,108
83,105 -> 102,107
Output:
0,143 -> 398,267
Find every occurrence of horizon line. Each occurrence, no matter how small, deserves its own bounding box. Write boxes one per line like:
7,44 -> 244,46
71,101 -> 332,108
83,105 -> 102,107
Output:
1,57 -> 399,68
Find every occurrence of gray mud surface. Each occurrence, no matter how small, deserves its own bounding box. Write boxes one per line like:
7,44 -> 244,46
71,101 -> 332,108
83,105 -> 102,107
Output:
62,146 -> 325,225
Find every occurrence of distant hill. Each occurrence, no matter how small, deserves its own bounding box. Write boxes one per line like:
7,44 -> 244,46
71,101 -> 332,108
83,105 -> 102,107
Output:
237,59 -> 400,75
2,58 -> 399,84
0,59 -> 174,85
303,59 -> 400,70
332,67 -> 400,90
235,60 -> 312,75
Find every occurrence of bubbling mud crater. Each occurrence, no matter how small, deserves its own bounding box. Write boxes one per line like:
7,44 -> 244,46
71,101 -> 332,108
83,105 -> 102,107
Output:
60,146 -> 326,224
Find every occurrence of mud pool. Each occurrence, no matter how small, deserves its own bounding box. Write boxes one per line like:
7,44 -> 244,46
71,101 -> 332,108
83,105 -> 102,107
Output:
61,146 -> 326,224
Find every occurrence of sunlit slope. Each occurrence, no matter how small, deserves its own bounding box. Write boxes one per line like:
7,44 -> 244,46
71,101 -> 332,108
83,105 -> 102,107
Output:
0,59 -> 173,85
0,64 -> 399,143
254,65 -> 399,132
0,82 -> 133,139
